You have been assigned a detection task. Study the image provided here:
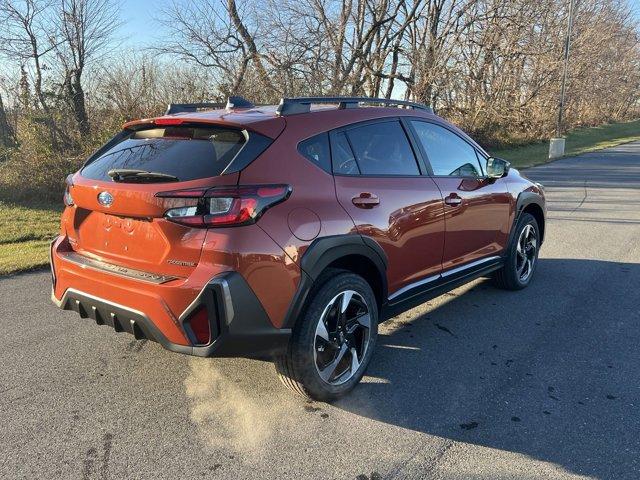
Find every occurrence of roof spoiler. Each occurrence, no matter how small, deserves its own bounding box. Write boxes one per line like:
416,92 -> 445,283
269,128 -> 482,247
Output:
276,96 -> 434,116
165,96 -> 254,115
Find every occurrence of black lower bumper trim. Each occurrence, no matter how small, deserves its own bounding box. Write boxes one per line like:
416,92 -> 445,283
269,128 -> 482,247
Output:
52,272 -> 291,358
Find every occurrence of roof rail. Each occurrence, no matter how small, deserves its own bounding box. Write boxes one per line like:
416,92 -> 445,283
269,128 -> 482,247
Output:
276,96 -> 433,116
165,96 -> 254,115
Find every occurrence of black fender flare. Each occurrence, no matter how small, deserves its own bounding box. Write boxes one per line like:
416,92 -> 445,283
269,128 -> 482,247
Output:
281,234 -> 388,329
507,191 -> 546,248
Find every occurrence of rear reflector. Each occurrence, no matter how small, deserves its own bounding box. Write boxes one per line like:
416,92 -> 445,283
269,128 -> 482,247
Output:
185,306 -> 210,345
156,184 -> 291,227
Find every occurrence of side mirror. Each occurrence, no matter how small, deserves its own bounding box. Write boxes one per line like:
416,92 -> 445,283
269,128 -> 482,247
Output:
486,157 -> 510,179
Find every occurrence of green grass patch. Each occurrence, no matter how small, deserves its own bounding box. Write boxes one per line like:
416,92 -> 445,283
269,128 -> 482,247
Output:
0,239 -> 54,275
0,201 -> 61,275
491,119 -> 640,168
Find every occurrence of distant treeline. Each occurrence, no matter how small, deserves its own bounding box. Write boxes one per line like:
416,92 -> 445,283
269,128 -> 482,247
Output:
1,0 -> 639,200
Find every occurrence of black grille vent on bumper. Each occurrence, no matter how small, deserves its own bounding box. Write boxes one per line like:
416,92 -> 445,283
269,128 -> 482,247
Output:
52,272 -> 292,358
56,289 -> 159,343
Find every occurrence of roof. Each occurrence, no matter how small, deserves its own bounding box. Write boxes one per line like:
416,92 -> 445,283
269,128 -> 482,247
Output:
122,97 -> 438,139
122,106 -> 286,138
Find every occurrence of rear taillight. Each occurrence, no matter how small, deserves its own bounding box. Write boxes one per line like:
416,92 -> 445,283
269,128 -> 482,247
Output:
156,184 -> 291,227
184,306 -> 210,344
63,174 -> 74,206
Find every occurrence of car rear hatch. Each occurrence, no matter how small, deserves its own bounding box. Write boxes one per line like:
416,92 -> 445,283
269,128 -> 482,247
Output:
63,121 -> 270,280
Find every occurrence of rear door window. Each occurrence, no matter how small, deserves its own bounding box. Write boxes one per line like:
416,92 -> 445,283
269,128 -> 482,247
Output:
343,121 -> 420,176
81,126 -> 246,182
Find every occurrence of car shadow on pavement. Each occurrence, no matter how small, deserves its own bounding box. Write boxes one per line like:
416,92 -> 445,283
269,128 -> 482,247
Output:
335,258 -> 640,479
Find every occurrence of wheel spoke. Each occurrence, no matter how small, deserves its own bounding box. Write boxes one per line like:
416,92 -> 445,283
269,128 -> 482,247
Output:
315,319 -> 330,342
340,291 -> 354,313
355,313 -> 370,329
319,343 -> 348,382
520,259 -> 531,279
350,348 -> 360,375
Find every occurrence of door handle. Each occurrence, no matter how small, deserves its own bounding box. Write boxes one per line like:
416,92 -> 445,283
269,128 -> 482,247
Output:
444,193 -> 462,206
352,193 -> 380,208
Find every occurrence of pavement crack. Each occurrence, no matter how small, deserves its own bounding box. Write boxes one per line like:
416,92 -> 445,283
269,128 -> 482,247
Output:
434,323 -> 457,338
385,439 -> 454,479
570,180 -> 588,213
101,433 -> 113,480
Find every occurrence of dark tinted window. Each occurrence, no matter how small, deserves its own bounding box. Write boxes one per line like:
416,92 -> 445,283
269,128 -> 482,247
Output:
410,121 -> 482,177
82,126 -> 246,182
332,132 -> 360,175
298,133 -> 331,172
345,121 -> 419,175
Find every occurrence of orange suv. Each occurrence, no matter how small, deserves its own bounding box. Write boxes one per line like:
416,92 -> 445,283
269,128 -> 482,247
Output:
51,96 -> 545,400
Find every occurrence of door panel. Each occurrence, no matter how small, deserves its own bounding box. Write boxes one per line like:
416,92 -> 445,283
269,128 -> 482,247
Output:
408,119 -> 511,270
431,177 -> 511,270
329,118 -> 445,296
334,176 -> 445,295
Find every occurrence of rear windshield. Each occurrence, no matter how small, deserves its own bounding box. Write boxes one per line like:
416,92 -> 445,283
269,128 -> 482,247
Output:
81,126 -> 246,182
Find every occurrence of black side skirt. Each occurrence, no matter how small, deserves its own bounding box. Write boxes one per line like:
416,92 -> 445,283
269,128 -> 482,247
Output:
381,257 -> 503,320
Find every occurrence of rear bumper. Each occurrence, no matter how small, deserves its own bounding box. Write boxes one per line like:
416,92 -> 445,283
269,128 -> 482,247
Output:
50,237 -> 291,358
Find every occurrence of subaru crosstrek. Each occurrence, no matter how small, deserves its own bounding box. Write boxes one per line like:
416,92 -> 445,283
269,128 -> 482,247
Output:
51,96 -> 545,400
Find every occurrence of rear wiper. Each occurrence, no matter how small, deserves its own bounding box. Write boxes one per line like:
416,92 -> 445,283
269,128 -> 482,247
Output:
107,169 -> 180,183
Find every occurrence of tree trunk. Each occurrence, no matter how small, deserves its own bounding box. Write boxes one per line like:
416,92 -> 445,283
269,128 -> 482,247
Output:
71,72 -> 90,135
0,94 -> 16,148
227,0 -> 277,96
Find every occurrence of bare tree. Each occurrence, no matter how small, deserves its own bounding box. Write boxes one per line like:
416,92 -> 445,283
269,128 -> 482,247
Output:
54,0 -> 120,135
155,0 -> 278,99
0,0 -> 66,147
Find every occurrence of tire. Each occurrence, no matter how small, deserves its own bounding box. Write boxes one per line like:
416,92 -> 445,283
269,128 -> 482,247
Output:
274,270 -> 378,401
493,212 -> 540,290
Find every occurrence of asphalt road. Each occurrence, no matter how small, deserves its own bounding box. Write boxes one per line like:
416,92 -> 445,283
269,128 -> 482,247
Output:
2,143 -> 639,480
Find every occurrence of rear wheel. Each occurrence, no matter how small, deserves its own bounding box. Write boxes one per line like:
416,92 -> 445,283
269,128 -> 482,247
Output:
274,271 -> 378,401
494,212 -> 540,290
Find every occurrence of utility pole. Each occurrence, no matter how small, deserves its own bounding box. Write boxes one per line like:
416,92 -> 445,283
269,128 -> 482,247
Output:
556,0 -> 576,137
550,0 -> 576,158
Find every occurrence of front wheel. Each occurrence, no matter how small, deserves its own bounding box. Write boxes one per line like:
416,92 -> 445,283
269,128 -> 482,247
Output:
494,212 -> 540,290
274,272 -> 378,401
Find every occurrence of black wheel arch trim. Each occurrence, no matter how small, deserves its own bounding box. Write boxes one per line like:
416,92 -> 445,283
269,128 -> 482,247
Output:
281,234 -> 388,329
508,191 -> 546,249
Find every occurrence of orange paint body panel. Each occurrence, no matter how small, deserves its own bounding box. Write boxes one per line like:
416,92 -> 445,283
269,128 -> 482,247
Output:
50,101 -> 544,359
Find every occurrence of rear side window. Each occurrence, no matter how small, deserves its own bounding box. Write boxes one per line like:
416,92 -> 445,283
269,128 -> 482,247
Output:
410,121 -> 482,177
343,121 -> 420,176
298,133 -> 331,172
82,126 -> 246,182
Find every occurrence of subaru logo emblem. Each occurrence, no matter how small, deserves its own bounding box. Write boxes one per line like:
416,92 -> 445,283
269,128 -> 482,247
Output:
98,191 -> 114,207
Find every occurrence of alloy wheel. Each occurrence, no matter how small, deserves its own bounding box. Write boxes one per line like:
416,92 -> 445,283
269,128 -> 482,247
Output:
516,223 -> 537,282
313,290 -> 371,385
